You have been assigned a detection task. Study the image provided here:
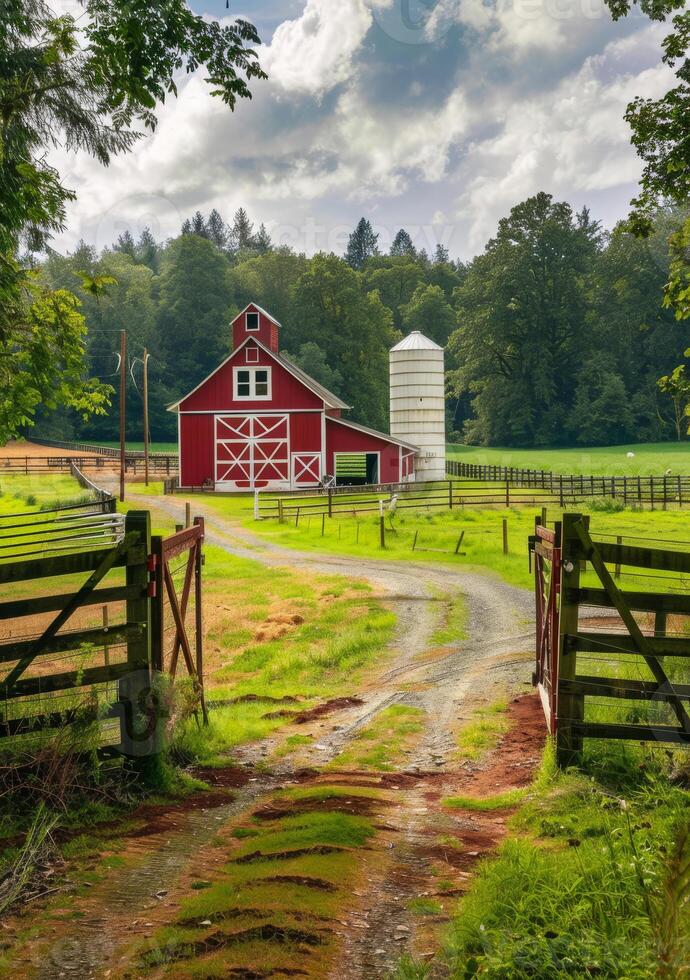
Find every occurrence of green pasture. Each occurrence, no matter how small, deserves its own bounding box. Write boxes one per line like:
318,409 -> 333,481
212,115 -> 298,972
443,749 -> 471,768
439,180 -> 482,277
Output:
448,441 -> 690,476
92,440 -> 178,453
0,474 -> 93,515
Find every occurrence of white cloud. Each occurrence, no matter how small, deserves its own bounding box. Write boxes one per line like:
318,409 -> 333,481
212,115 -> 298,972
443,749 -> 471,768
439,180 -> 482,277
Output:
263,0 -> 372,96
455,25 -> 672,252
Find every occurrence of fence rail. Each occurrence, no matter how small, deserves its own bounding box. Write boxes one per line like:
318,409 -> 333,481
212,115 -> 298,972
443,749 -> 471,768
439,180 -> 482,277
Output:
30,437 -> 178,460
0,454 -> 178,476
447,460 -> 689,507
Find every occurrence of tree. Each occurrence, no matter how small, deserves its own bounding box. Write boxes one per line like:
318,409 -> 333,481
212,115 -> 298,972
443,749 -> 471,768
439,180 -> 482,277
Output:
114,230 -> 136,256
1,281 -> 112,443
155,235 -> 234,433
657,361 -> 690,440
207,209 -> 229,250
191,211 -> 209,238
230,208 -> 255,251
254,223 -> 273,255
570,358 -> 633,446
390,229 -> 416,258
604,2 -> 690,234
363,256 -> 423,329
135,227 -> 159,270
291,254 -> 395,430
0,0 -> 265,438
346,218 -> 380,270
283,342 -> 344,396
434,244 -> 450,264
449,193 -> 600,446
400,284 -> 456,346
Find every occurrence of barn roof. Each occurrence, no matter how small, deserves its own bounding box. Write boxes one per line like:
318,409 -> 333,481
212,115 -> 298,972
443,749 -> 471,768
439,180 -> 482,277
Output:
328,415 -> 419,452
168,337 -> 350,412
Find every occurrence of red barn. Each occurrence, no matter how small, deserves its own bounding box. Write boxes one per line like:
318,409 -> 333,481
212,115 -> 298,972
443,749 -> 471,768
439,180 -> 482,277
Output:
170,304 -> 418,491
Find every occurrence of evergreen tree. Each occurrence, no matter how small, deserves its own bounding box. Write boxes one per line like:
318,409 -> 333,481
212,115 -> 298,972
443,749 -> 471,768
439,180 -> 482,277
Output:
135,227 -> 159,270
181,218 -> 192,235
156,235 -> 234,434
254,223 -> 273,254
230,208 -> 255,250
114,230 -> 135,256
434,243 -> 450,264
346,218 -> 380,270
390,229 -> 416,257
191,211 -> 209,238
207,208 -> 229,249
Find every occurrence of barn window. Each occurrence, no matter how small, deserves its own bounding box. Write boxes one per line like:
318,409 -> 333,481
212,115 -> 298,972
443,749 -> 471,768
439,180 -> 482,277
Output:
246,347 -> 259,364
246,311 -> 260,331
234,366 -> 272,400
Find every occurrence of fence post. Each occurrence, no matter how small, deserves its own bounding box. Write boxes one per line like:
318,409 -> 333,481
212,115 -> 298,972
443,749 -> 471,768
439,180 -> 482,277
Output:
328,488 -> 333,518
559,475 -> 564,509
557,513 -> 586,766
678,475 -> 683,509
449,481 -> 454,509
119,511 -> 156,763
278,499 -> 285,524
150,535 -> 164,673
194,518 -> 208,725
185,502 -> 191,529
505,479 -> 510,508
615,536 -> 622,580
502,518 -> 509,555
380,515 -> 386,549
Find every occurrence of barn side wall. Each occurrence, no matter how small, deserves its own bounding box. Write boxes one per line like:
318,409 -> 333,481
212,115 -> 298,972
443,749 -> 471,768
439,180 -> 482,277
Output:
326,420 -> 401,484
179,414 -> 214,487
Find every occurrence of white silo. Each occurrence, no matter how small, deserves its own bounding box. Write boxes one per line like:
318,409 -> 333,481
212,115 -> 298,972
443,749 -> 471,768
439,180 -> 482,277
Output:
390,332 -> 446,482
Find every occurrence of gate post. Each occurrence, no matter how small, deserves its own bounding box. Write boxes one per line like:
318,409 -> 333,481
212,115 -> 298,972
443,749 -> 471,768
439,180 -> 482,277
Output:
118,511 -> 158,764
557,513 -> 587,766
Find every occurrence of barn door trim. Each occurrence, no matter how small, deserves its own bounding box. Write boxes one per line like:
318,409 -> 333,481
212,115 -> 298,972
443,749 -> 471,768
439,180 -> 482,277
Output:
215,413 -> 290,488
291,453 -> 322,488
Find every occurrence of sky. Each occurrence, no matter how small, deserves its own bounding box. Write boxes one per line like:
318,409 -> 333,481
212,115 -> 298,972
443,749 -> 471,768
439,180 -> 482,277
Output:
52,0 -> 672,261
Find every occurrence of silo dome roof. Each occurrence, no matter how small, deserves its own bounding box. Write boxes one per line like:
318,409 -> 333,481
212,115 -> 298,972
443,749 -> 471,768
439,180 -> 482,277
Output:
390,331 -> 443,352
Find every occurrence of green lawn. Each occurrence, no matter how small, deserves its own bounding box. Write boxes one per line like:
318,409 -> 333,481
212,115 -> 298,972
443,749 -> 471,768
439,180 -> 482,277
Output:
448,441 -> 690,476
0,474 -> 94,515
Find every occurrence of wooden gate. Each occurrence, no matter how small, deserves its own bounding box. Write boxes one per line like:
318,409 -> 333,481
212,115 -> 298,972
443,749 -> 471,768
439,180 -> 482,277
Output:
0,511 -> 154,753
150,517 -> 208,723
0,510 -> 208,753
530,513 -> 690,764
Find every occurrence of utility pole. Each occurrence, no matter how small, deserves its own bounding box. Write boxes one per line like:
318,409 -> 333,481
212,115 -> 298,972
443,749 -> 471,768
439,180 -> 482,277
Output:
119,330 -> 126,503
143,348 -> 150,487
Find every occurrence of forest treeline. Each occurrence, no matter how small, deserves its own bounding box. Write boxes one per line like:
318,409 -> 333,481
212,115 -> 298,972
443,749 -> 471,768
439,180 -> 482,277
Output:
35,193 -> 689,447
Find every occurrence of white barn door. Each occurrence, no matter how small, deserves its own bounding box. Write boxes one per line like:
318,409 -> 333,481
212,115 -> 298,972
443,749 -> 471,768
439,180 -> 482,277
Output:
215,415 -> 290,489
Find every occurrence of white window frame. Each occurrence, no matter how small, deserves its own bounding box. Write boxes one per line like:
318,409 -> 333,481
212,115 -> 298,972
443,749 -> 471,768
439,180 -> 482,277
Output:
233,366 -> 272,401
245,311 -> 260,332
245,347 -> 260,364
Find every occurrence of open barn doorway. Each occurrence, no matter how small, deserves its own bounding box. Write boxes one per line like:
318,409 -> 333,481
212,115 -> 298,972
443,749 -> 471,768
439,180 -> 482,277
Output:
334,452 -> 379,486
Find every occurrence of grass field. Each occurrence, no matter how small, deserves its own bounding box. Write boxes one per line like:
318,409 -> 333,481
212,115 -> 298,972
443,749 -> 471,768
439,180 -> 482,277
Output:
448,441 -> 690,476
93,440 -> 178,453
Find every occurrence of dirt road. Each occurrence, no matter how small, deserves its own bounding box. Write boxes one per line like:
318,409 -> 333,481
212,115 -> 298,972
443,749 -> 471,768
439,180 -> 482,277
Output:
7,491 -> 541,979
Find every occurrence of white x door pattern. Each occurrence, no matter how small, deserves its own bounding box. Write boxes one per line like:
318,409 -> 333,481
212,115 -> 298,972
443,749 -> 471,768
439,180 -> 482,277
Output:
215,414 -> 290,488
291,453 -> 322,487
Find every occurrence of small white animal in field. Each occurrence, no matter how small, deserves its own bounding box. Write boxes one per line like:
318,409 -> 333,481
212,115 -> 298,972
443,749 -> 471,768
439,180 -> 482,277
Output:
665,468 -> 673,477
388,494 -> 399,514
627,452 -> 636,459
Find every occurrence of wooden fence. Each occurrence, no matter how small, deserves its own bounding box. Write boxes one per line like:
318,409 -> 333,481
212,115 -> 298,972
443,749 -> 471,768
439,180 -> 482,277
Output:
0,454 -> 178,476
0,509 -> 206,752
447,460 -> 690,508
530,513 -> 690,764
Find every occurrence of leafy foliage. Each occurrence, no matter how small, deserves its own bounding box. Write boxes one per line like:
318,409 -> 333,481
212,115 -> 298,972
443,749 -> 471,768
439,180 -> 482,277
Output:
0,0 -> 265,439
